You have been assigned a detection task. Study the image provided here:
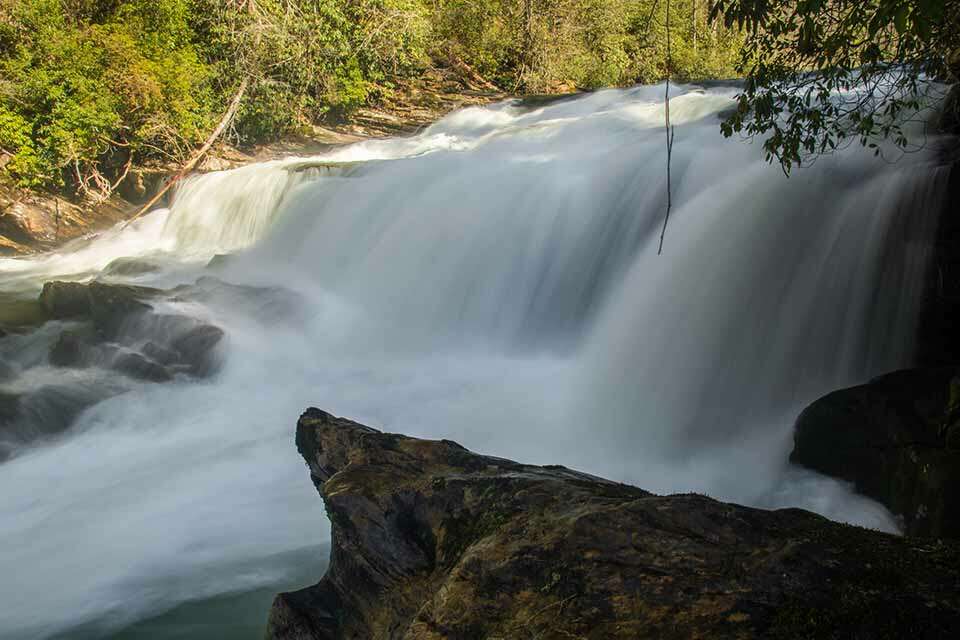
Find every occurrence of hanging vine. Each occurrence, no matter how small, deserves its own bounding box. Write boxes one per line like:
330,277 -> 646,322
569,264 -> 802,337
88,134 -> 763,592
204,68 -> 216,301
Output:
657,0 -> 675,256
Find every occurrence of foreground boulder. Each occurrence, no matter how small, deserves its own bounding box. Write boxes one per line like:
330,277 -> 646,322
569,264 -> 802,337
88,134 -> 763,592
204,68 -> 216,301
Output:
792,368 -> 960,539
267,409 -> 960,640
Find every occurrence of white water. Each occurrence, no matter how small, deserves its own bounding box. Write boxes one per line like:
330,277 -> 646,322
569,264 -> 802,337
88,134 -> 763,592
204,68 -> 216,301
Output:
0,84 -> 949,639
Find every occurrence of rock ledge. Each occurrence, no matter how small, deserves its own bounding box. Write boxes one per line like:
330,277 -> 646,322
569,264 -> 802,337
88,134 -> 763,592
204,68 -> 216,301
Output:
268,409 -> 960,639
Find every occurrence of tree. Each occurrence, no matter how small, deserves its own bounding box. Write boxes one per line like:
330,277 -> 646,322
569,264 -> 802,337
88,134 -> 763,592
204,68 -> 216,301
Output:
710,0 -> 960,174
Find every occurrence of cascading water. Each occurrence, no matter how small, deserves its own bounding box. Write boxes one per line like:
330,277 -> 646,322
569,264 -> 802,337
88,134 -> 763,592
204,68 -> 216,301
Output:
0,83 -> 950,639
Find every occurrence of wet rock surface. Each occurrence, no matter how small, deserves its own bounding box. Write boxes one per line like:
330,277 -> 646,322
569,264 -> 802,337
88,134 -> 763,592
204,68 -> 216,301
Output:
915,160 -> 960,366
102,257 -> 162,277
792,368 -> 960,539
267,409 -> 960,640
0,279 -> 231,456
0,275 -> 303,458
0,379 -> 125,460
40,280 -> 159,337
37,280 -> 224,376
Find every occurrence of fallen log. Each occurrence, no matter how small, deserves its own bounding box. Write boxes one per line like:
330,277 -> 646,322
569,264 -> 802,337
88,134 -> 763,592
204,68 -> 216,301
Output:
122,78 -> 249,229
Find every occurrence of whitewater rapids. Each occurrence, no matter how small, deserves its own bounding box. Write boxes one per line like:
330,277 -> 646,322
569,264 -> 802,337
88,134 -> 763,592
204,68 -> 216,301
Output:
0,84 -> 950,639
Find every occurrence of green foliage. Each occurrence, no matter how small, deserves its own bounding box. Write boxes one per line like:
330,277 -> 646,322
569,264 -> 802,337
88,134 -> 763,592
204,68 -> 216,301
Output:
433,0 -> 741,92
711,0 -> 960,174
0,0 -> 743,193
0,106 -> 43,186
0,0 -> 213,189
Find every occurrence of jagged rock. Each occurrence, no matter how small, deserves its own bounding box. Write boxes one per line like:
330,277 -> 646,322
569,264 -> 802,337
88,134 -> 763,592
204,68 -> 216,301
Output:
791,368 -> 960,538
267,409 -> 960,640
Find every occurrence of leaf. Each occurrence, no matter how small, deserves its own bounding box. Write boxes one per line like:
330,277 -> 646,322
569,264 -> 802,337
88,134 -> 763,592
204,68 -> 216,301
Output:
894,5 -> 909,35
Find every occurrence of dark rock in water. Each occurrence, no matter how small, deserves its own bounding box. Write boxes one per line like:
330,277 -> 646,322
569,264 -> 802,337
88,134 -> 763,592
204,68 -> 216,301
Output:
102,257 -> 161,277
38,281 -> 92,319
915,160 -> 960,366
39,280 -> 159,337
183,276 -> 304,325
111,351 -> 172,383
170,324 -> 224,376
792,368 -> 960,538
49,330 -> 86,368
0,279 -> 231,459
0,358 -> 14,382
86,282 -> 156,337
37,281 -> 224,381
141,341 -> 180,367
940,84 -> 960,136
267,409 -> 960,640
0,391 -> 19,425
0,382 -> 124,453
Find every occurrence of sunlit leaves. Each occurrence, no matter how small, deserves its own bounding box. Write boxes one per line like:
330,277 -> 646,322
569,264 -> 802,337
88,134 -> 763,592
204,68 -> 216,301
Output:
711,0 -> 960,174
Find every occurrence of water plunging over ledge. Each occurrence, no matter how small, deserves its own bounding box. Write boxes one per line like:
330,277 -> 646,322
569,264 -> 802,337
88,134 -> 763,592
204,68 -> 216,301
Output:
0,83 -> 951,639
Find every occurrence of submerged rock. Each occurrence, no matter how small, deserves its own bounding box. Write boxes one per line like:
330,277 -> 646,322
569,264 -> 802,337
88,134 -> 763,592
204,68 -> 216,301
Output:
111,351 -> 173,383
48,329 -> 93,368
1,278 -> 231,460
792,368 -> 960,538
0,381 -> 124,453
38,281 -> 223,381
169,323 -> 224,377
102,257 -> 162,277
86,282 -> 157,337
39,280 -> 158,337
267,409 -> 960,640
38,281 -> 95,319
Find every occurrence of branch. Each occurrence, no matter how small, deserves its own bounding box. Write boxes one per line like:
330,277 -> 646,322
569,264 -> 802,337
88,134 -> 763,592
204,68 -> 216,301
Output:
121,77 -> 249,229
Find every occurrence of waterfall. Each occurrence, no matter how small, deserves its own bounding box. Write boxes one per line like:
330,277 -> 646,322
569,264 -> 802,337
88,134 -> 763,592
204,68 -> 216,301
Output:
0,83 -> 950,639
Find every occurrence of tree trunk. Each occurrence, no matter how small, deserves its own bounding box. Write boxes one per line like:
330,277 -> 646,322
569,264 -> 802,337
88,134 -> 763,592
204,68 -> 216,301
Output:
692,0 -> 697,54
